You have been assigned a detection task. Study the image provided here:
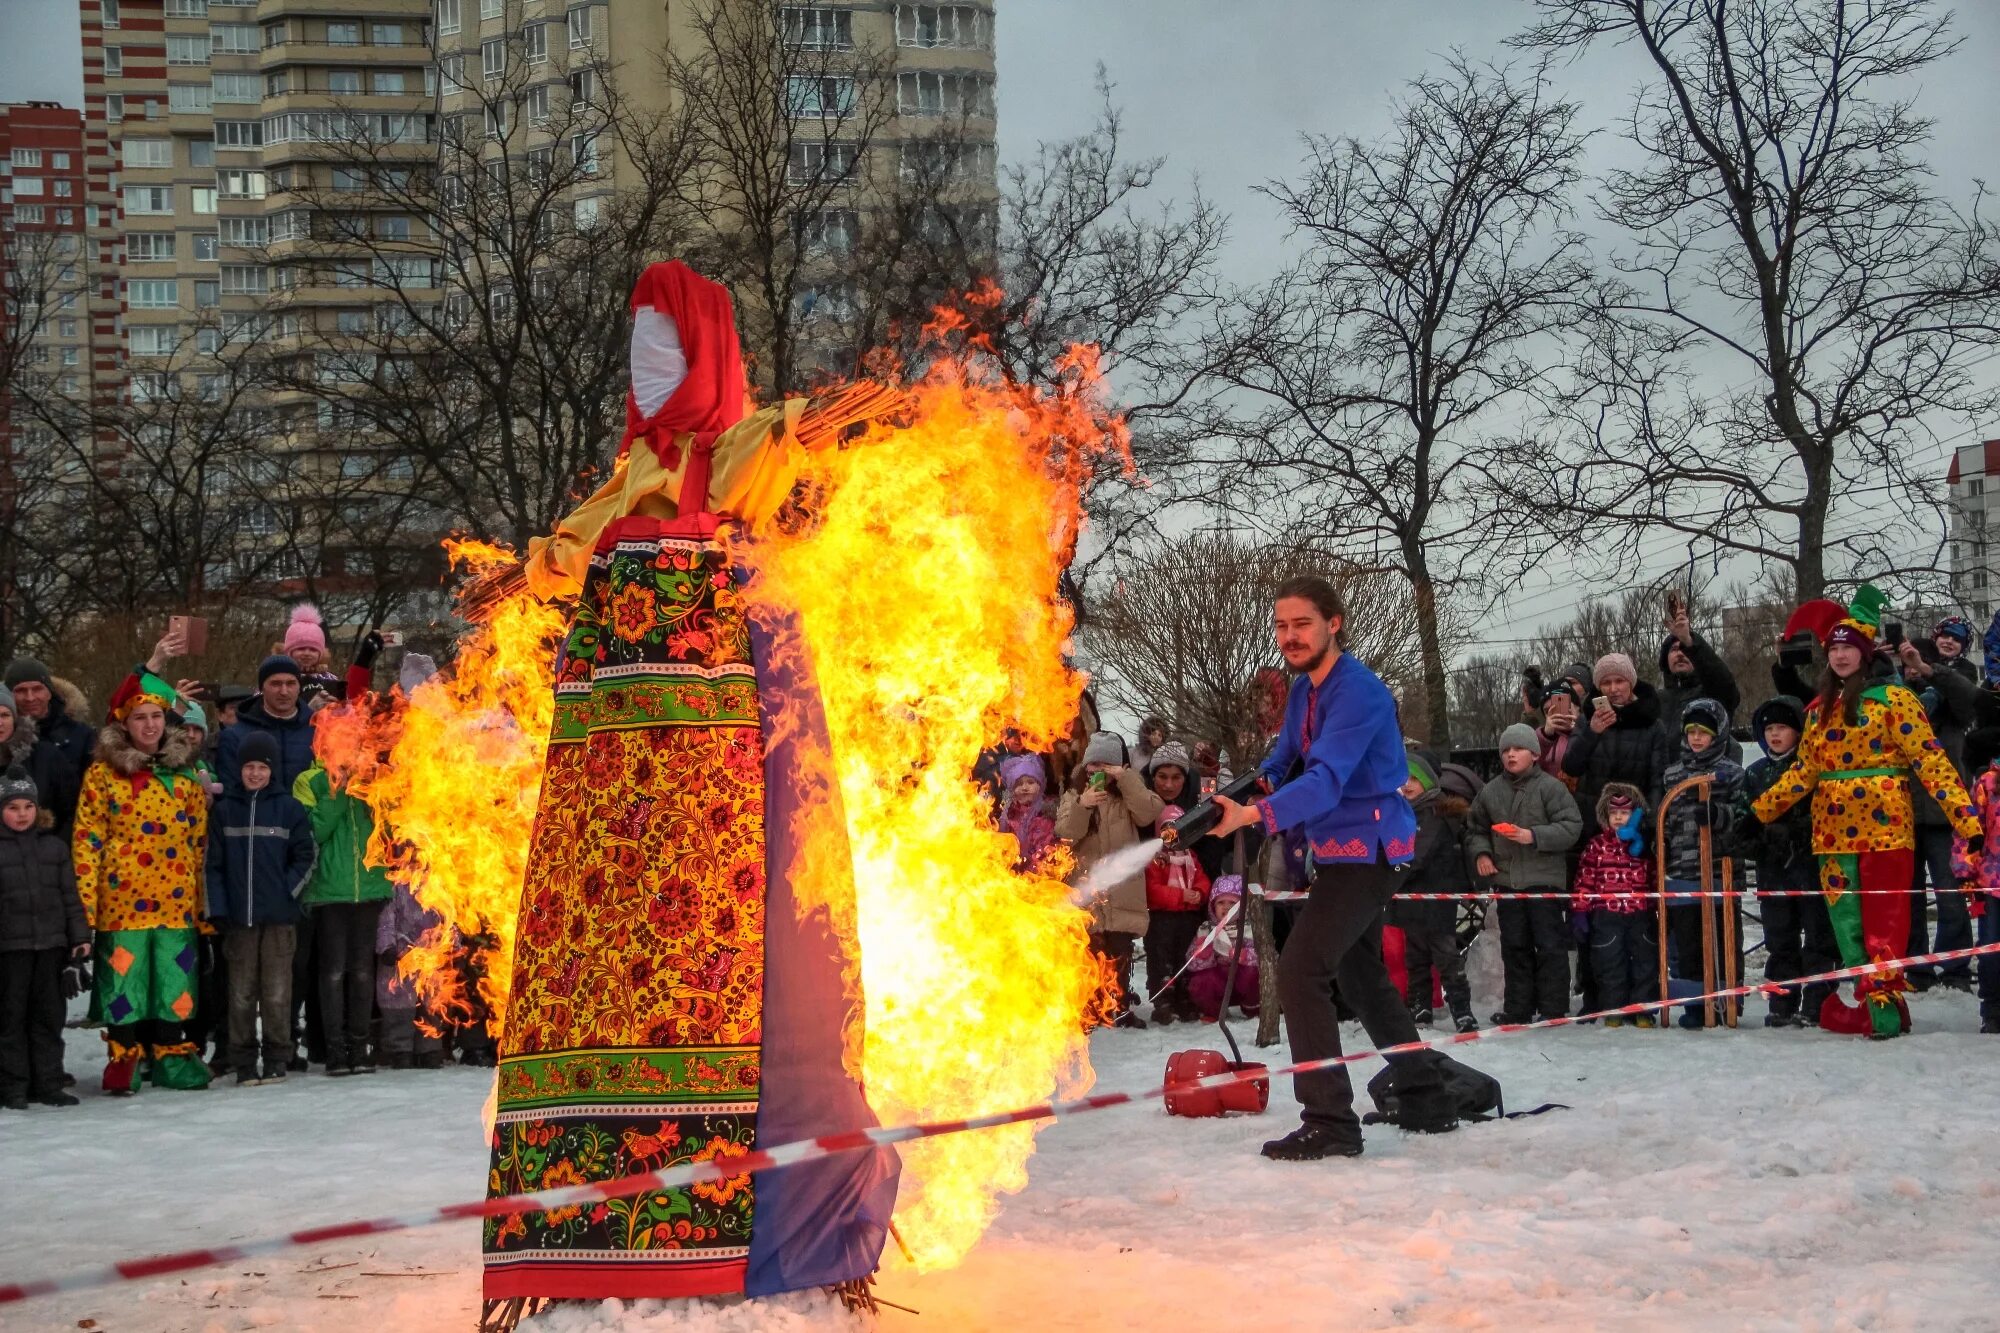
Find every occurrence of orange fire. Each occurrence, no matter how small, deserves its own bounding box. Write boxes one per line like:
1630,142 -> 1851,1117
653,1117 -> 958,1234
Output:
330,346 -> 1126,1270
741,347 -> 1125,1268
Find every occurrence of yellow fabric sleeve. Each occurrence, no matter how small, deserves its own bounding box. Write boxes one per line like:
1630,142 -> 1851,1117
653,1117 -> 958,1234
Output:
523,401 -> 807,601
1885,686 -> 1981,839
70,765 -> 110,931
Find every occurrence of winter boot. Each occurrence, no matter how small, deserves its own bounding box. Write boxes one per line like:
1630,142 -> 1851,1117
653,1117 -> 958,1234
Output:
33,1089 -> 79,1107
102,1040 -> 144,1096
1260,1124 -> 1363,1161
1453,1011 -> 1479,1034
1980,1016 -> 2000,1034
1150,995 -> 1178,1027
1410,1006 -> 1434,1027
149,1042 -> 213,1090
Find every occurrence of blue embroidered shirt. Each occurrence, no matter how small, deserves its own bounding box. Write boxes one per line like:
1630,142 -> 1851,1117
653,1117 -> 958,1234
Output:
1255,653 -> 1417,865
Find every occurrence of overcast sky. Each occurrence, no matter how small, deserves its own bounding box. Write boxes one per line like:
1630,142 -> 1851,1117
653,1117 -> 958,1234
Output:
7,0 -> 1998,654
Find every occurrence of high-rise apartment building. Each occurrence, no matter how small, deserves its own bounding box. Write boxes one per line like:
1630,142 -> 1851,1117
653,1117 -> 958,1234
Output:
1947,439 -> 2000,622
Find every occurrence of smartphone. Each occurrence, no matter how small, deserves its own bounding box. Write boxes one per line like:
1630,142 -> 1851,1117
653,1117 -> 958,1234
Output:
1088,771 -> 1110,791
168,613 -> 209,657
1885,621 -> 1905,649
1591,695 -> 1609,713
379,629 -> 404,648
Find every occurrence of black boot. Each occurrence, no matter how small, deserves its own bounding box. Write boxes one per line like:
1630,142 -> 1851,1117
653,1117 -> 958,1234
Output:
1261,1124 -> 1362,1161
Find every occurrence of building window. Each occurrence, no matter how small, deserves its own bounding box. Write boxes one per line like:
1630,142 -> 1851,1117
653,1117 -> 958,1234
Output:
101,0 -> 120,27
566,5 -> 591,47
189,138 -> 215,165
217,169 -> 268,199
376,215 -> 412,240
787,75 -> 856,118
122,184 -> 174,214
215,119 -> 263,147
104,46 -> 123,75
220,264 -> 268,294
485,101 -> 508,136
13,204 -> 46,224
788,139 -> 856,184
211,23 -> 258,53
482,38 -> 505,78
121,138 -> 173,168
524,84 -> 550,123
53,180 -> 72,198
481,0 -> 503,17
193,232 -> 220,259
570,131 -> 600,174
437,0 -> 461,35
9,149 -> 41,167
782,6 -> 853,50
898,138 -> 992,182
129,324 -> 178,355
127,231 -> 177,261
327,21 -> 361,45
371,22 -> 405,45
163,0 -> 207,15
897,70 -> 994,117
128,279 -> 181,308
439,53 -> 466,92
896,4 -> 992,49
328,69 -> 362,94
167,33 -> 211,65
220,216 -> 267,244
191,186 -> 217,213
567,68 -> 597,104
372,69 -> 407,94
263,21 -> 285,47
105,93 -> 125,120
795,207 -> 859,255
524,21 -> 548,63
12,176 -> 43,197
212,73 -> 259,102
58,318 -> 77,338
332,166 -> 367,191
195,280 -> 220,307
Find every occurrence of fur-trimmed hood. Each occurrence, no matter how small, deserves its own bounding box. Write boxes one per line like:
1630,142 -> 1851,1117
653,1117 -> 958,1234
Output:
50,675 -> 88,722
0,713 -> 38,769
95,721 -> 200,779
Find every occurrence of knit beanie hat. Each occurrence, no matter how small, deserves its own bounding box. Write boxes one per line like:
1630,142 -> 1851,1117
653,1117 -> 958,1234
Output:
1082,731 -> 1126,767
2,658 -> 52,691
237,731 -> 280,772
259,654 -> 302,686
0,684 -> 13,718
997,754 -> 1045,791
283,604 -> 328,656
1146,739 -> 1192,777
0,765 -> 37,807
1593,653 -> 1637,687
180,699 -> 207,732
1405,752 -> 1437,791
1934,615 -> 1974,646
1497,722 -> 1542,756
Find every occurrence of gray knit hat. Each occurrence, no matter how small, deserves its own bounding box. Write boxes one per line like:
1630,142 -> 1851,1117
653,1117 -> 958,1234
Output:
1497,722 -> 1543,756
1145,739 -> 1192,777
0,765 -> 37,807
0,684 -> 13,718
1082,731 -> 1127,767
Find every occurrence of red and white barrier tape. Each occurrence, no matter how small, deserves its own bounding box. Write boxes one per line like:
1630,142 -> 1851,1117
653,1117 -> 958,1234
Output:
1258,887 -> 1993,903
6,940 -> 1997,1309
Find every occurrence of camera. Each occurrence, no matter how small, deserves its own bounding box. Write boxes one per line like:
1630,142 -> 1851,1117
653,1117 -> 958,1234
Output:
1777,635 -> 1815,668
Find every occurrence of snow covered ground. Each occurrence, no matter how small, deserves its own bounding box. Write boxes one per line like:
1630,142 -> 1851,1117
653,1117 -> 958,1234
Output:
8,988 -> 2000,1333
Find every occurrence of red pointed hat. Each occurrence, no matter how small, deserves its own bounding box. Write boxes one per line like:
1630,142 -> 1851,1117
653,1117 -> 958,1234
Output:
617,260 -> 749,465
1781,599 -> 1847,647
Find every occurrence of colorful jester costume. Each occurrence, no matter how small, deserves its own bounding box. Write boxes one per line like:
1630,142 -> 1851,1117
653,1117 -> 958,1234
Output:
71,671 -> 212,1092
1752,586 -> 1980,1037
481,262 -> 897,1317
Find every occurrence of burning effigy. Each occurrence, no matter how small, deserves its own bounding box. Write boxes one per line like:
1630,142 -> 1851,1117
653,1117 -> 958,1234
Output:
313,262 -> 1126,1325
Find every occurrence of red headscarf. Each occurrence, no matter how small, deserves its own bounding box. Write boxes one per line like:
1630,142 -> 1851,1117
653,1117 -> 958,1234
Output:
617,260 -> 748,467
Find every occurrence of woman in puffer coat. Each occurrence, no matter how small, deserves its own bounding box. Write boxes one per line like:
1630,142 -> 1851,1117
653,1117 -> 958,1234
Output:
1054,732 -> 1163,1029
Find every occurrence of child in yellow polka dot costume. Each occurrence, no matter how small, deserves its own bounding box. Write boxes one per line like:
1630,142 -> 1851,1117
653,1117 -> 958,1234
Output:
1752,586 -> 1980,1037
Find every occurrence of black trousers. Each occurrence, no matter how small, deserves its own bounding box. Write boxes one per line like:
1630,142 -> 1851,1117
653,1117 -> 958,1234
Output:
314,902 -> 383,1067
1760,892 -> 1838,1018
1089,930 -> 1138,1014
0,946 -> 68,1099
1277,856 -> 1440,1141
1400,912 -> 1470,1018
1498,894 -> 1569,1019
1588,909 -> 1657,1012
1144,910 -> 1202,1002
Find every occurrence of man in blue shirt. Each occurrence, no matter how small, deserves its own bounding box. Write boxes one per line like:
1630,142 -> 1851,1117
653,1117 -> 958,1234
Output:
1212,577 -> 1452,1158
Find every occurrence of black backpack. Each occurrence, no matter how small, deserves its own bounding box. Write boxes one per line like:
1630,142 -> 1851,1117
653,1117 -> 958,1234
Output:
1363,1054 -> 1559,1130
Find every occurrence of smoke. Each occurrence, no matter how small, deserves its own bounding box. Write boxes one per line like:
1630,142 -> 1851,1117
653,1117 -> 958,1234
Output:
1071,838 -> 1164,905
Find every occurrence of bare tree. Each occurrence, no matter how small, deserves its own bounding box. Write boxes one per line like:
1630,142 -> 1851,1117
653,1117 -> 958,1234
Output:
1192,57 -> 1592,749
1082,532 -> 1427,768
1518,0 -> 2000,600
263,45 -> 697,551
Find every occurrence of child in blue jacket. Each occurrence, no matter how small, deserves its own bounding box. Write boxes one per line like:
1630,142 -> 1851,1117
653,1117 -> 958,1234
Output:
204,732 -> 316,1085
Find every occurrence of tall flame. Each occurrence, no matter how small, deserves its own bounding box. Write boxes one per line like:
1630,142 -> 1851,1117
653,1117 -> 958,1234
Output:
328,345 -> 1127,1269
741,348 -> 1124,1268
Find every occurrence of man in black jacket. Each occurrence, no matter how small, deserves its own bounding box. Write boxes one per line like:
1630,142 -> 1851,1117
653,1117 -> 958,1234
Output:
1562,653 -> 1671,841
1897,617 -> 1980,991
1,660 -> 92,831
1657,608 -> 1742,729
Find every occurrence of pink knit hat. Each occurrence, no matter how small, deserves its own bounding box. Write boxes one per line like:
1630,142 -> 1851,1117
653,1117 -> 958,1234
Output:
1593,652 -> 1637,687
283,604 -> 328,656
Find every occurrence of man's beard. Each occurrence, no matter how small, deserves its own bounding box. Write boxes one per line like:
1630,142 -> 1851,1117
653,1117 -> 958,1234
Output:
1284,642 -> 1330,675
